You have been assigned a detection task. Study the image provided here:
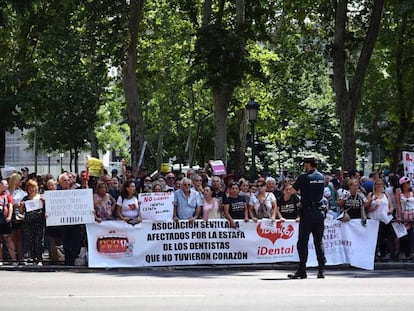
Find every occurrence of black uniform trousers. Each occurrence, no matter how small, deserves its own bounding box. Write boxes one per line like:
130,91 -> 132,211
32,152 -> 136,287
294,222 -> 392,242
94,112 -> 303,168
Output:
297,207 -> 326,272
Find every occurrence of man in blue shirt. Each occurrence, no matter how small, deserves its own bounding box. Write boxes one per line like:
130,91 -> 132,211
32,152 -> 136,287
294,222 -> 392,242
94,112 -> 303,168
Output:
288,156 -> 326,279
173,177 -> 203,221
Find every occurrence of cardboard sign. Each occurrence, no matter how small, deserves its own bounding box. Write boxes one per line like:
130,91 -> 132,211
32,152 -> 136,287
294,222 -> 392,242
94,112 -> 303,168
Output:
138,192 -> 174,221
88,157 -> 103,177
209,160 -> 226,176
45,189 -> 95,226
1,167 -> 16,179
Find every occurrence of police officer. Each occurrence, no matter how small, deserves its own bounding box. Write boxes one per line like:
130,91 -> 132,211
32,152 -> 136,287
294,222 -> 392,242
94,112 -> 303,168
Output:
288,156 -> 326,279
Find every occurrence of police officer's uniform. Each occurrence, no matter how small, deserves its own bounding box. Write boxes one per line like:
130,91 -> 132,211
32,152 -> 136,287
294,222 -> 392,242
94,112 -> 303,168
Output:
289,156 -> 326,279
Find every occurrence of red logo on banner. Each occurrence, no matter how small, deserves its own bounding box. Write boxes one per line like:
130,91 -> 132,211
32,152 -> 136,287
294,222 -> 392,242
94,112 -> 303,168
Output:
256,222 -> 294,244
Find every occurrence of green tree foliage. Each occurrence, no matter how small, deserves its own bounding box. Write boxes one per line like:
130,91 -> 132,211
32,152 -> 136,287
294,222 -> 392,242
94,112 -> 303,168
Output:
0,1 -> 41,165
1,0 -> 409,178
360,0 -> 414,173
14,1 -> 110,172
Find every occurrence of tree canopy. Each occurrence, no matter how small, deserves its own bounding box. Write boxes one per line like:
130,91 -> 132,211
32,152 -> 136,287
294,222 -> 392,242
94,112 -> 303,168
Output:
1,0 -> 413,176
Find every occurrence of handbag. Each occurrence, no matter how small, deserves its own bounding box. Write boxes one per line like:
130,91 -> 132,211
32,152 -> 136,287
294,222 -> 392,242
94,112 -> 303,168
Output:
403,210 -> 414,221
0,197 -> 8,224
337,210 -> 350,222
256,194 -> 271,219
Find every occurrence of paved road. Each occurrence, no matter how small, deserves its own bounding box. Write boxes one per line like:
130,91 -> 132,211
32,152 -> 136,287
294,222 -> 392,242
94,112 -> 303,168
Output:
1,268 -> 413,311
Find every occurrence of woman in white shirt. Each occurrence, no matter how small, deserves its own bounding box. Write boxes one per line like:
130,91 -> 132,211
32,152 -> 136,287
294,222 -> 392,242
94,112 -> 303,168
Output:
396,176 -> 414,259
249,181 -> 284,221
116,180 -> 141,225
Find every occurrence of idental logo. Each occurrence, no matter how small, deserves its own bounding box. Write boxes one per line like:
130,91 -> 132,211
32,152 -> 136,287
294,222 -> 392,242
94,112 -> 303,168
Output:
256,222 -> 294,244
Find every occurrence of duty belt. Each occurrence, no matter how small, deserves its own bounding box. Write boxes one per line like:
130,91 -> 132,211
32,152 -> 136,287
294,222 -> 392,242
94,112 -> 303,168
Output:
303,202 -> 322,210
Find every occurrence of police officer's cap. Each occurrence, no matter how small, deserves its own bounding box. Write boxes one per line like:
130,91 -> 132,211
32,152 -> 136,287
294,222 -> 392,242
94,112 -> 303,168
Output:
303,156 -> 317,165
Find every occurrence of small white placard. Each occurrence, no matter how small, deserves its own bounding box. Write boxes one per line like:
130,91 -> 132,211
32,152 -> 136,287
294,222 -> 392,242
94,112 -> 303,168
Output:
392,222 -> 408,238
25,199 -> 43,212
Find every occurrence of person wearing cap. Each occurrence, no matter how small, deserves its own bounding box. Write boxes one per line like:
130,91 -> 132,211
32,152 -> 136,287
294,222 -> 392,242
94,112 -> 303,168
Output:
21,167 -> 29,190
288,156 -> 326,279
165,173 -> 176,192
396,176 -> 414,260
111,168 -> 119,181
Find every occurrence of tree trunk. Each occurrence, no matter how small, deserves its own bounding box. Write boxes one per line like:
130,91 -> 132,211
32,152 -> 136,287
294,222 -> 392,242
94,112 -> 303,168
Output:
0,127 -> 5,166
89,130 -> 99,159
212,87 -> 234,165
234,107 -> 247,176
390,12 -> 411,173
74,148 -> 79,174
123,0 -> 145,177
208,0 -> 245,167
155,131 -> 164,172
333,0 -> 385,171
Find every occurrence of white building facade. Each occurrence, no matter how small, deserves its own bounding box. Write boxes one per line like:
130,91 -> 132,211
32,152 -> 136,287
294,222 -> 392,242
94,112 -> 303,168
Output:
4,129 -> 87,178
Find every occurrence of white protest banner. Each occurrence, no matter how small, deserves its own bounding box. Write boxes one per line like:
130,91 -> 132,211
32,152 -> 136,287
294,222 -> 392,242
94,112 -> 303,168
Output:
259,218 -> 279,232
392,222 -> 408,238
307,219 -> 379,270
138,192 -> 174,221
45,189 -> 95,226
1,167 -> 15,179
86,218 -> 379,270
25,199 -> 43,212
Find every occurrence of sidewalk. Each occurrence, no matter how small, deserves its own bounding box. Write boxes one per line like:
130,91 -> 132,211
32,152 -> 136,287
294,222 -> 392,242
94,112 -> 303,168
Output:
0,260 -> 413,272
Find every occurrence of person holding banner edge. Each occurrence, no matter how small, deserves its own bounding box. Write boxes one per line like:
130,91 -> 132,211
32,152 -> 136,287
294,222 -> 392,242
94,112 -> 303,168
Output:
288,156 -> 326,279
58,172 -> 82,266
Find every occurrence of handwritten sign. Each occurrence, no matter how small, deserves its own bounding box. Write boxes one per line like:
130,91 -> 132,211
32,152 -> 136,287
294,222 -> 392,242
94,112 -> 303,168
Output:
45,189 -> 95,226
25,199 -> 43,212
392,222 -> 408,238
138,192 -> 174,221
87,157 -> 103,177
1,167 -> 16,179
209,160 -> 226,176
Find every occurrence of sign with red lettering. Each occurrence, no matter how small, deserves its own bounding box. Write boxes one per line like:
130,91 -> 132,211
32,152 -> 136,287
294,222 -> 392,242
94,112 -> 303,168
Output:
87,219 -> 379,270
139,192 -> 174,221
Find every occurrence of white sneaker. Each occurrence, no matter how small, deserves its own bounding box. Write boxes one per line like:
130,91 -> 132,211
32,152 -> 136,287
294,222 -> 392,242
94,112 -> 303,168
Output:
0,262 -> 3,266
12,262 -> 18,267
37,262 -> 43,266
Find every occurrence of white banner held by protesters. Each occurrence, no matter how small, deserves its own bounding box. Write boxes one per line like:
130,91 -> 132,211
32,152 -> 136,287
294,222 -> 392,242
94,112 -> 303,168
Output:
86,218 -> 379,270
138,192 -> 174,221
45,189 -> 95,226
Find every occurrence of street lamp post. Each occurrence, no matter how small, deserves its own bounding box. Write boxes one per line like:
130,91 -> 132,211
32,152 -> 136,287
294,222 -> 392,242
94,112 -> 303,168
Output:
47,153 -> 52,174
246,98 -> 259,181
59,153 -> 65,173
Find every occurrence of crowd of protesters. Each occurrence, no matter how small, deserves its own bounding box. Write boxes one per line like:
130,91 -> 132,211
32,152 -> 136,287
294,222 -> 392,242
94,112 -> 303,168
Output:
0,162 -> 413,267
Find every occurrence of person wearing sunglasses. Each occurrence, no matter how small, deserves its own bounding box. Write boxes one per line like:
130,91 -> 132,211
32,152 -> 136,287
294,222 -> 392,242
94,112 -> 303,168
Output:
249,182 -> 283,221
173,177 -> 202,222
